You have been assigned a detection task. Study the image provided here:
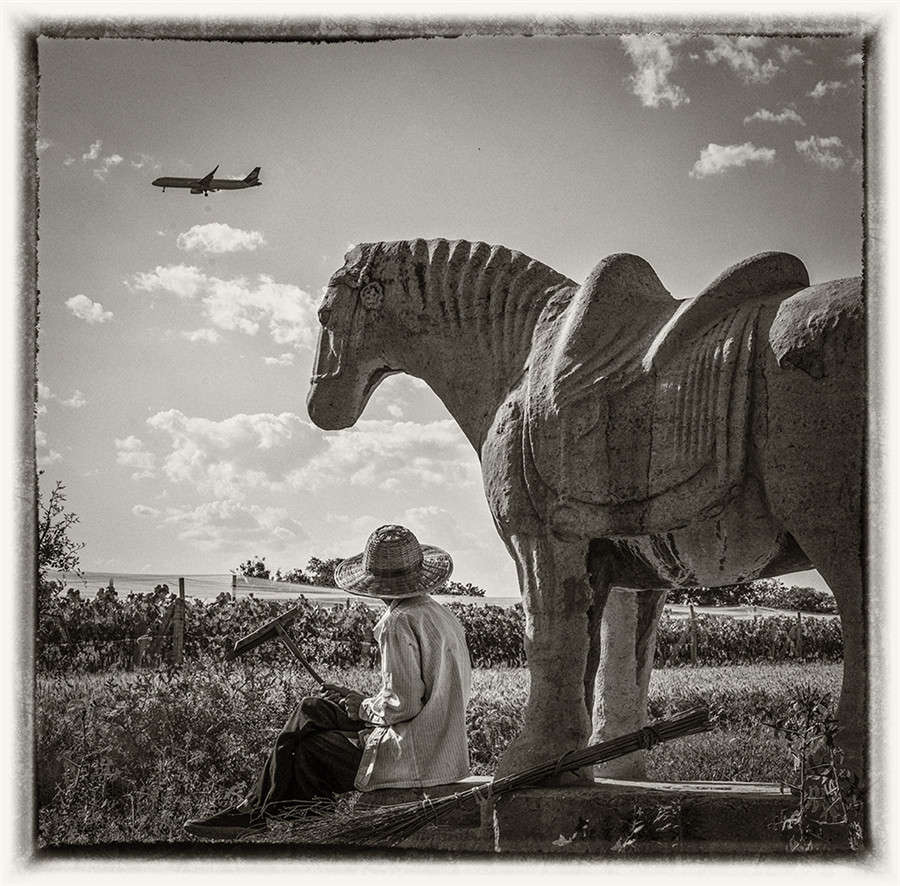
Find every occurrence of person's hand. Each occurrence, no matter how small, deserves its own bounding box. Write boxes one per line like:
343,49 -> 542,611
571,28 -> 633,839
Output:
319,683 -> 353,704
338,690 -> 365,721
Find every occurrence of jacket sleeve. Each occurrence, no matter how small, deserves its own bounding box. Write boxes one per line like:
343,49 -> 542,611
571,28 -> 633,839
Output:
359,614 -> 426,726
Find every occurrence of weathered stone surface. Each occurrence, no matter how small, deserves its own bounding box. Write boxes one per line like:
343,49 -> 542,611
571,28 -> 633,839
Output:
352,778 -> 802,855
307,239 -> 866,786
492,779 -> 800,855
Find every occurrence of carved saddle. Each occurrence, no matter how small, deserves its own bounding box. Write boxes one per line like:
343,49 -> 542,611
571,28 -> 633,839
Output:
523,251 -> 810,538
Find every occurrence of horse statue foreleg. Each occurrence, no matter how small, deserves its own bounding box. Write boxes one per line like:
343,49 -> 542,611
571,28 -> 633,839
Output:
495,532 -> 594,780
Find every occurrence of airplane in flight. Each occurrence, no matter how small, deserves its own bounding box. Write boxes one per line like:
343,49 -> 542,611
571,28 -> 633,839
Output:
151,165 -> 262,196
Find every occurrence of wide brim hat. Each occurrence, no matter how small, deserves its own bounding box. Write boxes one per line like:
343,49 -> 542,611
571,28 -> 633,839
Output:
335,524 -> 453,599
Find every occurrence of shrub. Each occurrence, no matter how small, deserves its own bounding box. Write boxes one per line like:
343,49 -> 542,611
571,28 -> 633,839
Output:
36,590 -> 843,674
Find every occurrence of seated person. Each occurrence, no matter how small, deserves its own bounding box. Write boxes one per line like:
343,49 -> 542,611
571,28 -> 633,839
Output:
184,524 -> 472,838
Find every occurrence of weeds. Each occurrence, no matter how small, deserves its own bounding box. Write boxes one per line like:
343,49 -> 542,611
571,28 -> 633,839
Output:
762,685 -> 864,852
35,662 -> 841,846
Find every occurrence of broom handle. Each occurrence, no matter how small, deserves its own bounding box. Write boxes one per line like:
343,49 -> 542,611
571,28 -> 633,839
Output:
490,706 -> 711,795
274,619 -> 326,685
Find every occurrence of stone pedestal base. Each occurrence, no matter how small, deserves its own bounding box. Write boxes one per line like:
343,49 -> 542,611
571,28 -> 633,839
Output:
355,777 -> 801,855
492,778 -> 798,855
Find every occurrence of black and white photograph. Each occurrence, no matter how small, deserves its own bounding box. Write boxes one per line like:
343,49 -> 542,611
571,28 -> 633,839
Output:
7,4 -> 899,877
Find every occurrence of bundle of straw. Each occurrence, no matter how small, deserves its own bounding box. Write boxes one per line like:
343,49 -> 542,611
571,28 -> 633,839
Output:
294,705 -> 711,848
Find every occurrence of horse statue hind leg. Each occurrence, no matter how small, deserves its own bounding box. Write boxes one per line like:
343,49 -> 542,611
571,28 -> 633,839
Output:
759,280 -> 867,780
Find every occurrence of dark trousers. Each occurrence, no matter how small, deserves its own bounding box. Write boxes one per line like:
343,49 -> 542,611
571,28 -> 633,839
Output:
245,696 -> 364,816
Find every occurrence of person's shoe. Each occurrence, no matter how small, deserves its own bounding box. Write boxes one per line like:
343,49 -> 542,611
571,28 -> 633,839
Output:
183,804 -> 267,839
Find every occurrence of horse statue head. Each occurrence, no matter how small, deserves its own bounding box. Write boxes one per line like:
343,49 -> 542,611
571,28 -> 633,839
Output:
307,238 -> 575,436
306,242 -> 406,430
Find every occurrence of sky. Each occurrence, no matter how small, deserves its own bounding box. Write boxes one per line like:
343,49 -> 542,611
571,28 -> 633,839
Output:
33,33 -> 864,593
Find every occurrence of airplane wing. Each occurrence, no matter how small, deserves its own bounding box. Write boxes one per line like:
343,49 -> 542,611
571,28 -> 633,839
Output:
192,165 -> 219,191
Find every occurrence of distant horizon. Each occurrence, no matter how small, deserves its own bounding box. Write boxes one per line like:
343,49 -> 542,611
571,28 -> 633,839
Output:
55,566 -> 834,598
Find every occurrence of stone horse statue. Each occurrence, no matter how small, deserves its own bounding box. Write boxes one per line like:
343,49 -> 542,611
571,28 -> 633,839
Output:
306,239 -> 865,780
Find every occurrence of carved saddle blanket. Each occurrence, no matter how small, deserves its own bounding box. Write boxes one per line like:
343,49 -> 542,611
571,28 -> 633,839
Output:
523,251 -> 811,537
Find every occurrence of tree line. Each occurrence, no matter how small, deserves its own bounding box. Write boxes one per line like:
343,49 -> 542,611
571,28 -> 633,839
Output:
234,554 -> 488,597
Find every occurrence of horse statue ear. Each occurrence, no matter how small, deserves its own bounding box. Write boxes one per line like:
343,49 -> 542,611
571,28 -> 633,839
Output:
360,280 -> 384,313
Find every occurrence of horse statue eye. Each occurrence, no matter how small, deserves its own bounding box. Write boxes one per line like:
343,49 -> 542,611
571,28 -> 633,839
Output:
318,306 -> 331,326
360,281 -> 384,312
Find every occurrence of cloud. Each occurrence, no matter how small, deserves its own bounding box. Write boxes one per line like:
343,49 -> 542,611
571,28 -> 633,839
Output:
264,353 -> 295,366
743,107 -> 805,126
133,407 -> 479,505
63,156 -> 76,166
689,142 -> 776,179
66,294 -> 113,324
844,52 -> 862,67
620,35 -> 689,108
162,500 -> 307,551
289,419 -> 479,493
93,154 -> 123,181
146,410 -> 324,499
77,139 -> 132,180
130,152 -> 160,171
130,264 -> 207,299
776,45 -> 804,64
794,135 -> 847,171
129,266 -> 318,349
387,403 -> 404,419
704,36 -> 779,84
36,137 -> 52,154
37,382 -> 86,411
115,435 -> 157,479
181,328 -> 222,344
62,389 -> 87,409
36,428 -> 62,466
808,80 -> 848,100
176,223 -> 266,254
82,140 -> 102,161
132,504 -> 161,518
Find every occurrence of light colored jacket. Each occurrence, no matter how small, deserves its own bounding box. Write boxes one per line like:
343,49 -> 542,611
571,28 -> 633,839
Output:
355,595 -> 472,791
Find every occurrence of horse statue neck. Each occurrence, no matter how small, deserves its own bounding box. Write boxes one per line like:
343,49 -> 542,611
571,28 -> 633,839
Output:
383,238 -> 576,451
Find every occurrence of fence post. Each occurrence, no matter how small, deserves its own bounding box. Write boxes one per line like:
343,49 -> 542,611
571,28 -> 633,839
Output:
134,635 -> 151,668
689,605 -> 697,667
232,573 -> 237,596
173,577 -> 185,665
796,611 -> 803,659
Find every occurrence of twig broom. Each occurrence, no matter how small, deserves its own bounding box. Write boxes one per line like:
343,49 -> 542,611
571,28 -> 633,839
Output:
289,705 -> 711,847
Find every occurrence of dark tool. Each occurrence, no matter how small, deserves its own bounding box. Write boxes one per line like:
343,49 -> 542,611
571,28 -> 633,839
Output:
225,605 -> 325,685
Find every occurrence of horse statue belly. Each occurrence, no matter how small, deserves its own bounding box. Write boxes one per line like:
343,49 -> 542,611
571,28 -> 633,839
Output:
620,477 -> 786,588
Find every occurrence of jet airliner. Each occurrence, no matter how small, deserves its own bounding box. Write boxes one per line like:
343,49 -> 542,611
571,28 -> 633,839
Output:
152,165 -> 261,196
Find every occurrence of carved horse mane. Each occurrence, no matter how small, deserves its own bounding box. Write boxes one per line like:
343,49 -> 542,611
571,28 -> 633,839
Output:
355,238 -> 577,382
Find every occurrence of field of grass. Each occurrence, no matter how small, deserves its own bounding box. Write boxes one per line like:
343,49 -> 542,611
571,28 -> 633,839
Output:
35,661 -> 841,847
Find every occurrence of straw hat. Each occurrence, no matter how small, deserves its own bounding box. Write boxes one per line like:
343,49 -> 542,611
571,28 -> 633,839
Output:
334,525 -> 453,599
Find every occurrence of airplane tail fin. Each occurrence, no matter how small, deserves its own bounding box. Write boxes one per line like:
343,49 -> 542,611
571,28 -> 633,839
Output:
244,166 -> 261,183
